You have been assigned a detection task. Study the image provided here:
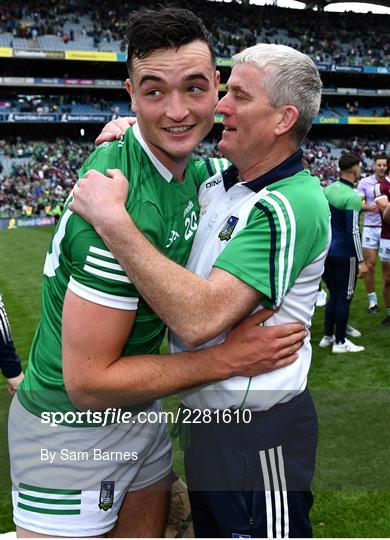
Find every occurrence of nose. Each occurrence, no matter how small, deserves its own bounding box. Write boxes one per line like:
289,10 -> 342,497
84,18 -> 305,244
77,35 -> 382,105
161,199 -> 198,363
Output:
166,92 -> 190,122
215,93 -> 230,115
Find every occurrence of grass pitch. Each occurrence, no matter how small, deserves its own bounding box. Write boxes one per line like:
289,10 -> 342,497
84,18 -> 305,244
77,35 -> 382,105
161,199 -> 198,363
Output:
0,226 -> 389,536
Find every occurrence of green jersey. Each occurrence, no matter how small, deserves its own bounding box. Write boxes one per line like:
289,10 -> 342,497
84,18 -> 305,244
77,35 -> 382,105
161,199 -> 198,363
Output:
18,124 -> 216,420
324,179 -> 363,260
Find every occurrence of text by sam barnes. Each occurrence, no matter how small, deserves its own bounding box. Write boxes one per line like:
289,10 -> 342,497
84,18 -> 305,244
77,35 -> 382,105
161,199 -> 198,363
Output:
41,448 -> 138,463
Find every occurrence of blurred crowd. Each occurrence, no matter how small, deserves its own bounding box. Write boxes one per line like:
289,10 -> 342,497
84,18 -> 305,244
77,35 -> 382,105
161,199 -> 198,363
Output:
1,0 -> 389,67
1,94 -> 131,116
1,94 -> 388,118
304,139 -> 389,185
1,136 -> 388,218
0,139 -> 91,218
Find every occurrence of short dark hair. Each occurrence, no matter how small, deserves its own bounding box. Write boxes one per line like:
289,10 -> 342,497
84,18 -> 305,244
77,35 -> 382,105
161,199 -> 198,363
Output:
375,152 -> 388,162
126,7 -> 215,77
338,152 -> 360,172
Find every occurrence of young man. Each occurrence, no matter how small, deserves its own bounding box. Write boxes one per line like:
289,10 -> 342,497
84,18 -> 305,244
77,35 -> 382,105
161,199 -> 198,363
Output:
8,9 -> 303,538
72,43 -> 330,538
374,156 -> 390,327
357,154 -> 388,312
320,153 -> 367,353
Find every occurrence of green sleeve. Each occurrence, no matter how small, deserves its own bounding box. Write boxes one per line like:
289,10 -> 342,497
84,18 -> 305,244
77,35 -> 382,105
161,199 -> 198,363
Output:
214,191 -> 329,309
78,141 -> 122,179
348,192 -> 363,211
67,215 -> 139,309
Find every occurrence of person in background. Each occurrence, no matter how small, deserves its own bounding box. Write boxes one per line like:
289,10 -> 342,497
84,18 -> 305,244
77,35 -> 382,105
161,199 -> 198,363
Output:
373,155 -> 390,327
0,294 -> 24,395
357,154 -> 388,313
320,153 -> 367,353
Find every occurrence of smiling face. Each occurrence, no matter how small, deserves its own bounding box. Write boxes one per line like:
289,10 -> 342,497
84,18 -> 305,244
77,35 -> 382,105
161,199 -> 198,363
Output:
126,40 -> 219,177
375,158 -> 387,180
216,64 -> 279,174
216,63 -> 295,179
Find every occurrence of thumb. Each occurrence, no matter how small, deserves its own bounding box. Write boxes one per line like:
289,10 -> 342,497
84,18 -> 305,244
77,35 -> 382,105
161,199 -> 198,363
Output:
106,168 -> 125,180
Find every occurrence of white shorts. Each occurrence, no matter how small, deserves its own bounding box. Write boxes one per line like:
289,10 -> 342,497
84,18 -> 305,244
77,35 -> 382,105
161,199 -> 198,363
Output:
362,226 -> 381,250
379,238 -> 390,262
8,395 -> 172,537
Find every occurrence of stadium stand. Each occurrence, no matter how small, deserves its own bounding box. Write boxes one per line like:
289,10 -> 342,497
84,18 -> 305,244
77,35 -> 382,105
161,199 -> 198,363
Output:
0,0 -> 388,218
0,0 -> 389,66
0,92 -> 388,118
1,136 -> 389,218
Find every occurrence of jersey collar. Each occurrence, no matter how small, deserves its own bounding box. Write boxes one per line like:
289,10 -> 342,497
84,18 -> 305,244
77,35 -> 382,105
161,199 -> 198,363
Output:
339,178 -> 355,188
133,123 -> 173,183
222,149 -> 304,192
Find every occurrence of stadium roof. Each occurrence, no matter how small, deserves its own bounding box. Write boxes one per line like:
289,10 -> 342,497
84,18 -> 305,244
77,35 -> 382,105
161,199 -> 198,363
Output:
304,0 -> 390,9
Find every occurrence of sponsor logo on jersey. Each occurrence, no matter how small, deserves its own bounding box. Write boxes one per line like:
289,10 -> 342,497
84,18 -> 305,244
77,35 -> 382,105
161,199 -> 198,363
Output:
99,480 -> 115,511
206,177 -> 223,189
183,199 -> 194,217
218,216 -> 239,241
166,230 -> 180,248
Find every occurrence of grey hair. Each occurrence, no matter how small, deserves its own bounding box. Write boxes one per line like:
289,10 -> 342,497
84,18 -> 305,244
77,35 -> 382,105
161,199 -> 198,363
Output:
233,44 -> 322,144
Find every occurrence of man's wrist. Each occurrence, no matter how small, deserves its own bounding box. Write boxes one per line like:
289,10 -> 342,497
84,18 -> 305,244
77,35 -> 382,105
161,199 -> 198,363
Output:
96,207 -> 131,240
209,342 -> 238,380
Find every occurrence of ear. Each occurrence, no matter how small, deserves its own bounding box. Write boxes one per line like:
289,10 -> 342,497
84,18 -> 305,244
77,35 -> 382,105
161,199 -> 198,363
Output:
126,79 -> 137,114
274,105 -> 299,136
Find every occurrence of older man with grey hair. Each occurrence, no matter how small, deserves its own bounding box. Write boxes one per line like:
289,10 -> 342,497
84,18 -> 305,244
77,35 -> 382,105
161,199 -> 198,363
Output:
72,43 -> 330,538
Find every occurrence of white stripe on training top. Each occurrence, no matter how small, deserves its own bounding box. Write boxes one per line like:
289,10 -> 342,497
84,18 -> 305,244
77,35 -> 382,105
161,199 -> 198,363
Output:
261,195 -> 290,307
271,191 -> 297,301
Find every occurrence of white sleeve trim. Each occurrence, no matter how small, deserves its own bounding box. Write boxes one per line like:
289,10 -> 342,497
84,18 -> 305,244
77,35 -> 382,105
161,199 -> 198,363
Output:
68,277 -> 138,311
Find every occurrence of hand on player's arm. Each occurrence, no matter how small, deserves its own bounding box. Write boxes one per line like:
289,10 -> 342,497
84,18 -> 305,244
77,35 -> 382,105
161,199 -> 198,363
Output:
362,202 -> 379,213
95,117 -> 135,146
62,290 -> 304,411
71,169 -> 129,229
6,372 -> 24,396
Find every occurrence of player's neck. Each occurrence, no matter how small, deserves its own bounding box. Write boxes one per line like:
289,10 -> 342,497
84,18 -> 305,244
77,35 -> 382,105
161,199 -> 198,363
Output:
146,142 -> 189,181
